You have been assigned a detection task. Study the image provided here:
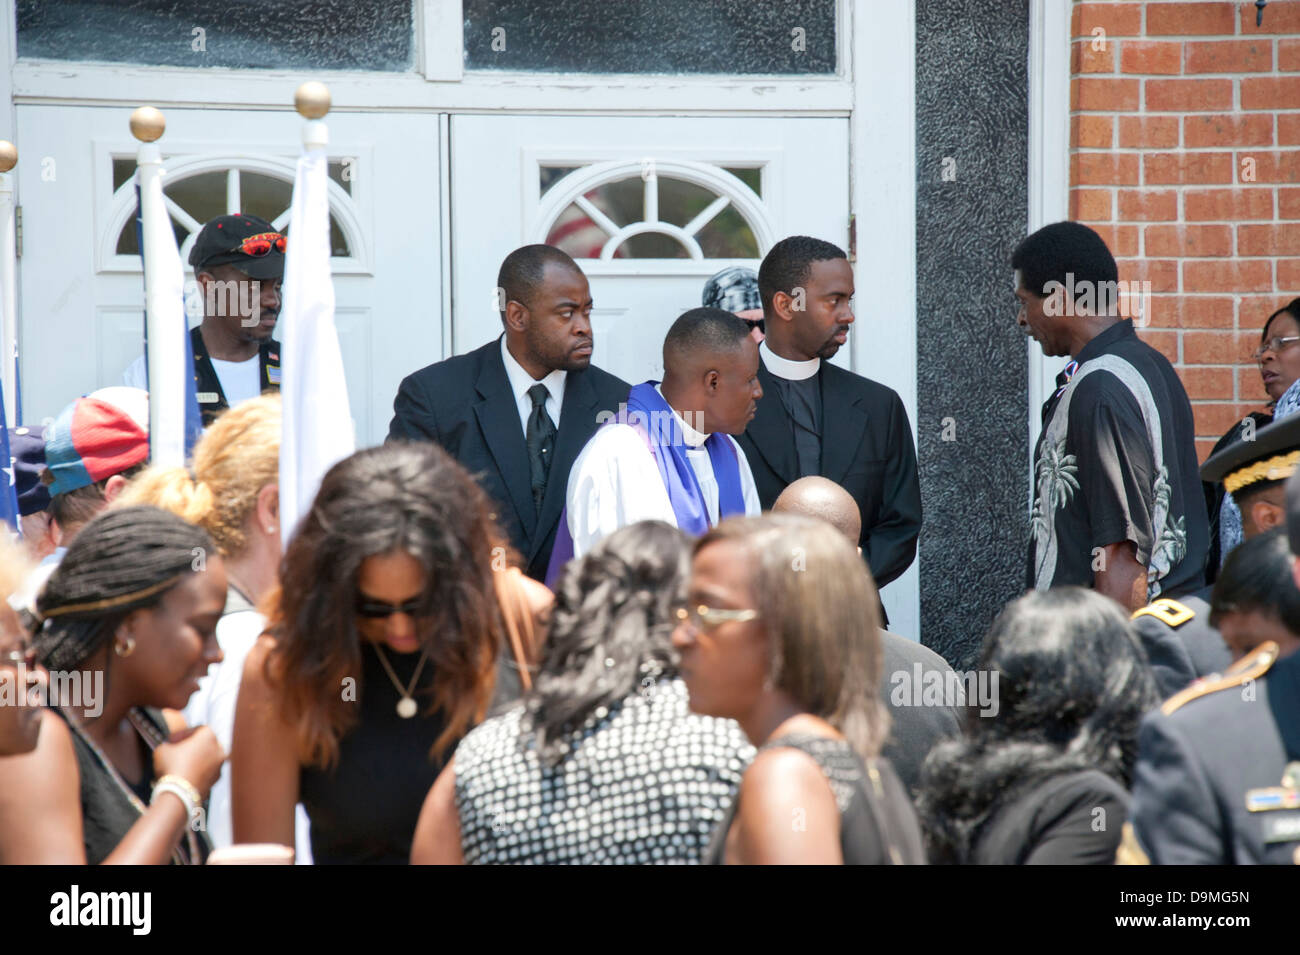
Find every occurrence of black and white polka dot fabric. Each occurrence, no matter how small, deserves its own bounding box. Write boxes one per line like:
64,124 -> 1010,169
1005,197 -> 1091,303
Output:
455,678 -> 753,864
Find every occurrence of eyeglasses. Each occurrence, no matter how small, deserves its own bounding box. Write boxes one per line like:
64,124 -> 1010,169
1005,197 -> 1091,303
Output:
674,604 -> 760,632
1253,335 -> 1300,361
226,232 -> 286,258
0,645 -> 37,669
355,596 -> 426,619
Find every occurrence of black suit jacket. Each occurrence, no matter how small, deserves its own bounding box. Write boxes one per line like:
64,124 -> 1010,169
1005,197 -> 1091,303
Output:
387,337 -> 630,580
737,360 -> 922,588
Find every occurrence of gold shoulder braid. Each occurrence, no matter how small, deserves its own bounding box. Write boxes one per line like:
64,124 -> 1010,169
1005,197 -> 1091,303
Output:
1161,641 -> 1278,716
1132,598 -> 1194,628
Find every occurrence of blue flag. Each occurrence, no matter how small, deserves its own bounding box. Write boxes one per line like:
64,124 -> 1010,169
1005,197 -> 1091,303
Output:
0,396 -> 18,532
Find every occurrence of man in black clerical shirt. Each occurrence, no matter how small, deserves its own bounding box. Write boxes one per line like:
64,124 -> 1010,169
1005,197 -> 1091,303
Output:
1016,221 -> 1209,612
737,236 -> 922,595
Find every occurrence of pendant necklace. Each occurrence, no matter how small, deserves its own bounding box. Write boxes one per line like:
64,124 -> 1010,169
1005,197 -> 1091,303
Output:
371,643 -> 429,719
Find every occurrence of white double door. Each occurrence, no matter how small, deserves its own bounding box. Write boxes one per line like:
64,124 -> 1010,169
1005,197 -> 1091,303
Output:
16,105 -> 440,446
448,115 -> 851,383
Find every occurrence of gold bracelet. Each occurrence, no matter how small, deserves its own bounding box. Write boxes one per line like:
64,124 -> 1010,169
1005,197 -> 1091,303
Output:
155,773 -> 202,808
151,781 -> 198,823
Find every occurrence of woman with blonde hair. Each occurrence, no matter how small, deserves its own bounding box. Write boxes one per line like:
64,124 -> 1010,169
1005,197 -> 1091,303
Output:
113,393 -> 301,855
671,513 -> 924,865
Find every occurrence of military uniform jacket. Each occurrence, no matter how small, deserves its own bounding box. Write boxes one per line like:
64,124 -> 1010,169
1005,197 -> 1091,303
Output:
1130,592 -> 1233,699
191,325 -> 281,427
1130,643 -> 1300,864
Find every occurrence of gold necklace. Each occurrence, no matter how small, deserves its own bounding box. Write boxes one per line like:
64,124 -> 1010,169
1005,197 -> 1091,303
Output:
370,643 -> 430,719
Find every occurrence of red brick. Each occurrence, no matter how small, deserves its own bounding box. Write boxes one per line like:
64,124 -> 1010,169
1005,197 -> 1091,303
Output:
1073,77 -> 1141,111
1241,0 -> 1300,35
1184,187 -> 1274,220
1186,331 -> 1259,364
1146,224 -> 1233,257
1074,152 -> 1141,185
1144,152 -> 1235,185
1118,258 -> 1180,293
1185,39 -> 1273,73
1118,189 -> 1178,221
1184,114 -> 1273,148
1091,224 -> 1139,256
1183,259 -> 1273,292
1282,259 -> 1300,289
1146,3 -> 1235,35
1072,3 -> 1143,38
1166,294 -> 1237,328
1281,188 -> 1300,218
1145,79 -> 1234,112
1195,437 -> 1218,464
1240,151 -> 1300,184
1239,223 -> 1300,255
1070,188 -> 1113,221
1281,38 -> 1300,71
1180,365 -> 1235,399
1073,38 -> 1116,73
1072,114 -> 1114,148
1238,294 -> 1297,326
1280,114 -> 1300,146
1119,115 -> 1180,147
1242,77 -> 1300,110
1194,403 -> 1257,437
1120,40 -> 1183,74
1237,365 -> 1272,403
1139,328 -> 1180,363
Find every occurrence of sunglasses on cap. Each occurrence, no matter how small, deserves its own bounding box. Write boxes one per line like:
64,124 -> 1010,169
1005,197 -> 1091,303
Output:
355,596 -> 427,619
226,232 -> 286,258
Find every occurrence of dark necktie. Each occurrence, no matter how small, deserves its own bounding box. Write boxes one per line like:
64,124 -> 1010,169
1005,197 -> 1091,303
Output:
782,376 -> 822,478
525,383 -> 557,512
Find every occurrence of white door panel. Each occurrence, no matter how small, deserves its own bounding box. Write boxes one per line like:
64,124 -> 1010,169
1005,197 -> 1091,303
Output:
16,105 -> 439,447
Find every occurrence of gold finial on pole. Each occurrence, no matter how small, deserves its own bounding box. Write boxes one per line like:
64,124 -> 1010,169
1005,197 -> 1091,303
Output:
129,107 -> 166,143
0,142 -> 16,174
294,82 -> 331,120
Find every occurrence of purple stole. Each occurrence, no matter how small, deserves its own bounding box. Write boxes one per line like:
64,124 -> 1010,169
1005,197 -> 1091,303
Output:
545,382 -> 746,588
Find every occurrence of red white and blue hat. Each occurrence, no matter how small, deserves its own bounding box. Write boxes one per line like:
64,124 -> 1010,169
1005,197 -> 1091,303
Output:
43,387 -> 149,498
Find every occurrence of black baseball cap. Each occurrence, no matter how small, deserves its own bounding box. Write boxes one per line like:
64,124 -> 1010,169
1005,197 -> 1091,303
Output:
188,213 -> 286,280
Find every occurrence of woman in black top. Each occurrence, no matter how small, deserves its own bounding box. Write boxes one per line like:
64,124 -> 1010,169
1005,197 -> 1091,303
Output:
672,514 -> 925,865
918,587 -> 1158,865
0,506 -> 227,864
232,443 -> 507,864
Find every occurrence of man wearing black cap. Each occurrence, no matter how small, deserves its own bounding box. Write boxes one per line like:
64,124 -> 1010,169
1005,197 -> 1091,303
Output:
124,214 -> 284,426
7,425 -> 55,561
1131,414 -> 1300,697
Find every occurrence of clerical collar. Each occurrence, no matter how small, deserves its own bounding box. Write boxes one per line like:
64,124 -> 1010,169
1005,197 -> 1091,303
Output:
760,341 -> 820,381
654,384 -> 708,448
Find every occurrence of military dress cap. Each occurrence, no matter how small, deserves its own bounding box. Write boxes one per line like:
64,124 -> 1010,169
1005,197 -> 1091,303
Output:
1200,413 -> 1300,496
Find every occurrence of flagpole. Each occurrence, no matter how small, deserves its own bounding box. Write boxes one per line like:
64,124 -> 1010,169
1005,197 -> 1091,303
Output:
0,141 -> 18,430
132,106 -> 188,467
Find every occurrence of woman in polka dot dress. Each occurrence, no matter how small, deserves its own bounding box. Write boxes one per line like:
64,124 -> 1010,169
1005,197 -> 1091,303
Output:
412,521 -> 754,864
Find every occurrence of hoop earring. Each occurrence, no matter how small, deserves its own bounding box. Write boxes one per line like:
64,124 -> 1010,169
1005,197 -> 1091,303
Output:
115,636 -> 136,658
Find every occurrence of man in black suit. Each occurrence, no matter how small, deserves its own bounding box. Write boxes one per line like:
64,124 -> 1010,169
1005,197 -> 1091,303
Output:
388,245 -> 629,580
737,236 -> 922,596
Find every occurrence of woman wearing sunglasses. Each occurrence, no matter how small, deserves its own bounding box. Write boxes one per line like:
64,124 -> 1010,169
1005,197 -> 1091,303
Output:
0,506 -> 228,864
231,443 -> 513,864
1211,298 -> 1300,572
672,513 -> 924,865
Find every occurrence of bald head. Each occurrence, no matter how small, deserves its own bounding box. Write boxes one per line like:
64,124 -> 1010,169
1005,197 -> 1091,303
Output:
771,476 -> 861,544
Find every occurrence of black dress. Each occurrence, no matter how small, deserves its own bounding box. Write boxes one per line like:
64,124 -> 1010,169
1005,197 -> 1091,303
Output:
705,734 -> 925,865
968,769 -> 1129,865
299,642 -> 448,865
56,706 -> 207,865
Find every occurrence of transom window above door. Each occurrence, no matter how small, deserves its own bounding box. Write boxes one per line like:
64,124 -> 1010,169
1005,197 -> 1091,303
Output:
103,155 -> 368,273
538,161 -> 770,261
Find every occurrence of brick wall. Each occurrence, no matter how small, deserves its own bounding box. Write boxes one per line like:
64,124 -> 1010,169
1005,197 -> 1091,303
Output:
1069,0 -> 1300,459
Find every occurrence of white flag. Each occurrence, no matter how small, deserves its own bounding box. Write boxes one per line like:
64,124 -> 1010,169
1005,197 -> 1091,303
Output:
138,148 -> 188,467
279,129 -> 355,547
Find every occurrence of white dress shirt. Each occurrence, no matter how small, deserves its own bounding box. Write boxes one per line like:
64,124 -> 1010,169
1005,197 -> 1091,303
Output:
564,385 -> 762,556
500,335 -> 566,435
759,340 -> 820,380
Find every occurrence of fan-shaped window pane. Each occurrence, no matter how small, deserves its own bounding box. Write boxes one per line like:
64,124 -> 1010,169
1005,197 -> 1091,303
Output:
540,165 -> 584,197
697,206 -> 760,258
237,173 -> 293,225
616,233 -> 691,259
723,167 -> 762,197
